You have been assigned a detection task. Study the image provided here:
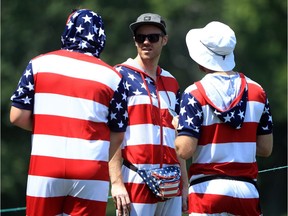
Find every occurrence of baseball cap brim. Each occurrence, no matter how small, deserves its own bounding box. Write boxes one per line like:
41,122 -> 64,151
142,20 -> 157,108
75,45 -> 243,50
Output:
130,22 -> 166,35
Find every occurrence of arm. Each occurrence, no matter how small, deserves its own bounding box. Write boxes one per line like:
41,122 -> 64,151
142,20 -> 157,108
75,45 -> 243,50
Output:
256,133 -> 273,157
10,106 -> 33,131
109,131 -> 125,161
175,135 -> 198,160
109,147 -> 130,216
178,156 -> 189,213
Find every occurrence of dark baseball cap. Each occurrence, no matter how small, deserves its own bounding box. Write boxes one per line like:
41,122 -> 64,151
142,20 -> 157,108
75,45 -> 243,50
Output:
129,13 -> 167,35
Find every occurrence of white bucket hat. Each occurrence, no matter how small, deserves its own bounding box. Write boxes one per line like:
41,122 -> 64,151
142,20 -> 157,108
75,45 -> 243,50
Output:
186,21 -> 236,71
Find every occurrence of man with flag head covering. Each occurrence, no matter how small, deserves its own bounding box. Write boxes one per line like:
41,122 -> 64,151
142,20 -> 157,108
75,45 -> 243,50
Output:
10,9 -> 128,216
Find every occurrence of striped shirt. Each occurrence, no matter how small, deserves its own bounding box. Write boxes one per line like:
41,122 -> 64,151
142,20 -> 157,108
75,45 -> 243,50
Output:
116,58 -> 181,203
177,72 -> 273,215
10,50 -> 128,215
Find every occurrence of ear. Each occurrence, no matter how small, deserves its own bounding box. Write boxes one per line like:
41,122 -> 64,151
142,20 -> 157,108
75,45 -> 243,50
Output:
133,36 -> 138,47
162,35 -> 168,46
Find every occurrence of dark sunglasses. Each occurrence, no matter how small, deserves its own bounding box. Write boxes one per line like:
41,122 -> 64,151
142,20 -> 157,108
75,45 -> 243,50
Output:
134,34 -> 164,43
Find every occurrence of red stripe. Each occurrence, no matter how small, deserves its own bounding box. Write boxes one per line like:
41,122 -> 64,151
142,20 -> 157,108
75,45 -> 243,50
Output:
34,115 -> 110,140
64,196 -> 107,216
162,109 -> 174,128
125,182 -> 160,203
27,196 -> 65,216
35,73 -> 114,107
190,89 -> 206,105
189,162 -> 258,179
129,105 -> 174,128
128,104 -> 154,125
188,192 -> 261,215
158,76 -> 179,93
247,82 -> 266,102
29,155 -> 109,181
27,195 -> 107,216
123,145 -> 178,165
160,187 -> 179,192
199,122 -> 258,145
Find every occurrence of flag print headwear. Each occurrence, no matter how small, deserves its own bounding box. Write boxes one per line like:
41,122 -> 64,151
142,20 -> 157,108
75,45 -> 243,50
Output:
61,9 -> 106,57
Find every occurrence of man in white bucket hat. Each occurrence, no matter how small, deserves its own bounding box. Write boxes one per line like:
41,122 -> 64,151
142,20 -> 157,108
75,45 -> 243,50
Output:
174,21 -> 274,215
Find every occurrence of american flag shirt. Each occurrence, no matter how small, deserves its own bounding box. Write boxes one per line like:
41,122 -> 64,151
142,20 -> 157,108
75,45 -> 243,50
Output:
10,9 -> 128,215
177,72 -> 273,180
115,58 -> 181,203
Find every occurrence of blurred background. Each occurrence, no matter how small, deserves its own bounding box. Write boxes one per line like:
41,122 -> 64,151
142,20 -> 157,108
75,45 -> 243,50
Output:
1,0 -> 287,215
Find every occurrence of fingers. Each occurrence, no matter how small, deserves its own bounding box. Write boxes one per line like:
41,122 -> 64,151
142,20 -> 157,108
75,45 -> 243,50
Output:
183,195 -> 189,214
113,195 -> 131,216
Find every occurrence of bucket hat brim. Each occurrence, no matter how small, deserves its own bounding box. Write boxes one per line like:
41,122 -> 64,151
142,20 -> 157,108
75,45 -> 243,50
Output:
186,27 -> 235,71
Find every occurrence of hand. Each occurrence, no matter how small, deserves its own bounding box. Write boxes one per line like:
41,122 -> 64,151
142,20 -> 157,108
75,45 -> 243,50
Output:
172,115 -> 179,130
182,184 -> 189,214
111,183 -> 131,216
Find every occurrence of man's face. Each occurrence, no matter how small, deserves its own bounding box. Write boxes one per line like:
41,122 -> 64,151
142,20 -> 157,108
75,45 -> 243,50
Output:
134,25 -> 168,61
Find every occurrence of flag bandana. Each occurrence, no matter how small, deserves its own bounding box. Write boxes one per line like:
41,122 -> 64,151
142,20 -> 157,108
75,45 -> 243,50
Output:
61,9 -> 106,57
137,166 -> 181,199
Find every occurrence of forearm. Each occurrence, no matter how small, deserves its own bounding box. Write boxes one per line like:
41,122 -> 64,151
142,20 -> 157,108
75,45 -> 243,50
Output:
178,156 -> 189,188
256,134 -> 273,157
109,147 -> 124,185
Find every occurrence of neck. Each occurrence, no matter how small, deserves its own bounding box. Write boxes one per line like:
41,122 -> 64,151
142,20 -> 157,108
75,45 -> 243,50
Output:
135,56 -> 158,80
213,71 -> 235,75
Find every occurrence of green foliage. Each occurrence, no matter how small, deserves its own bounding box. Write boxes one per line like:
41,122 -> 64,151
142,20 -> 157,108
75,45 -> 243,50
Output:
1,0 -> 287,215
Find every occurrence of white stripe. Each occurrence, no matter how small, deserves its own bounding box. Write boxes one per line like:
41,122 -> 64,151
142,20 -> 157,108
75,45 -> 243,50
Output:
130,203 -> 157,215
128,95 -> 151,105
34,93 -> 108,122
128,91 -> 176,108
123,124 -> 175,149
161,190 -> 179,195
33,54 -> 121,90
131,197 -> 181,216
159,91 -> 177,109
189,179 -> 259,198
163,126 -> 177,148
122,164 -> 180,183
184,84 -> 197,93
124,124 -> 160,145
244,101 -> 265,122
160,69 -> 174,78
193,142 -> 256,164
124,125 -> 176,148
190,213 -> 237,216
27,175 -> 109,201
159,182 -> 180,189
201,101 -> 264,126
245,76 -> 262,88
122,166 -> 144,184
31,134 -> 109,161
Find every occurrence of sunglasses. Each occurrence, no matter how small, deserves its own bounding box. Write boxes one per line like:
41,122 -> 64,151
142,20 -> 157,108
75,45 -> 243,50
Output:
134,34 -> 164,43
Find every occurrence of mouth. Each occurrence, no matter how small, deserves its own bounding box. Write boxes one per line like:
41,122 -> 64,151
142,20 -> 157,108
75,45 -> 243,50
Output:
142,46 -> 152,52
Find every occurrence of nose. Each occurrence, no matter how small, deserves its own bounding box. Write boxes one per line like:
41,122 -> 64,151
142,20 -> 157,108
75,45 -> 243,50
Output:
143,37 -> 151,43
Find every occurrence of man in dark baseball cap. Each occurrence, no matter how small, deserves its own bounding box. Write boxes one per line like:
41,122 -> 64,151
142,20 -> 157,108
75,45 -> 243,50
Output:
109,12 -> 188,216
129,13 -> 167,35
